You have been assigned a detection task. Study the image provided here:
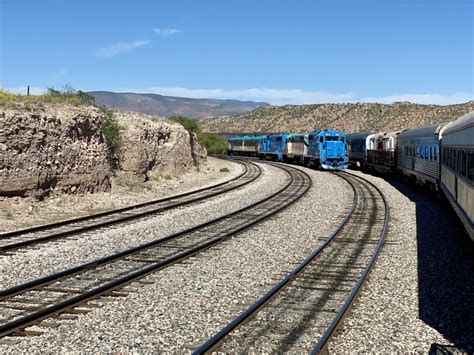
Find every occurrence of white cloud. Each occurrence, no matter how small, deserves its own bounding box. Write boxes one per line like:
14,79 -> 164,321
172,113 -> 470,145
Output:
126,86 -> 473,106
96,40 -> 150,58
359,93 -> 473,106
4,84 -> 470,106
153,28 -> 181,36
132,86 -> 354,105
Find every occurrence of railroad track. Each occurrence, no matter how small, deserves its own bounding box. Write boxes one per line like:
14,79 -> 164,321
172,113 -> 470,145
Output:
0,160 -> 261,254
194,170 -> 389,354
0,162 -> 311,339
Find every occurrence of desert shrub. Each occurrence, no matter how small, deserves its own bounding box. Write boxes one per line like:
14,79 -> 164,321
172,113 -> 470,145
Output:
45,86 -> 95,105
147,171 -> 174,181
100,108 -> 122,169
169,116 -> 227,154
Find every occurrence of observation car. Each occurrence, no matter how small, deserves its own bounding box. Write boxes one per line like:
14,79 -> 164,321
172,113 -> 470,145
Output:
440,112 -> 474,240
396,123 -> 449,189
346,132 -> 373,168
305,130 -> 349,170
365,131 -> 400,173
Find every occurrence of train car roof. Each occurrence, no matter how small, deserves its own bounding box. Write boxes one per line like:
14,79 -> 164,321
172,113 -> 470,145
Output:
443,111 -> 474,136
309,129 -> 346,136
286,133 -> 308,138
287,133 -> 308,136
397,123 -> 447,140
228,135 -> 266,141
368,131 -> 401,139
346,132 -> 373,140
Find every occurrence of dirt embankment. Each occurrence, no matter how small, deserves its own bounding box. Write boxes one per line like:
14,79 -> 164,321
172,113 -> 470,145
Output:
0,104 -> 206,199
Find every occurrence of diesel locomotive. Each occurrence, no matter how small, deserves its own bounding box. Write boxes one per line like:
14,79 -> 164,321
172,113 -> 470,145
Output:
228,130 -> 348,170
227,112 -> 472,239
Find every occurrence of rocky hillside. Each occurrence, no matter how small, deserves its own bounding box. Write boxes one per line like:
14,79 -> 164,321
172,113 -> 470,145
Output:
89,91 -> 268,119
201,101 -> 474,133
0,102 -> 206,199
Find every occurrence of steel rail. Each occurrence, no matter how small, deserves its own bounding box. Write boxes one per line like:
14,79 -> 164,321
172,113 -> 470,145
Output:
0,163 -> 312,338
0,160 -> 251,239
193,170 -> 388,354
0,160 -> 261,252
193,170 -> 357,354
310,171 -> 389,354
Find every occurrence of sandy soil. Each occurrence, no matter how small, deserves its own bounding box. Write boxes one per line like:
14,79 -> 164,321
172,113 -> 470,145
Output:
0,157 -> 240,233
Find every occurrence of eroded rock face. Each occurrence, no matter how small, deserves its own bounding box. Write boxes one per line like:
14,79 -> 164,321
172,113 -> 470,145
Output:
0,104 -> 207,198
114,112 -> 206,180
0,105 -> 111,198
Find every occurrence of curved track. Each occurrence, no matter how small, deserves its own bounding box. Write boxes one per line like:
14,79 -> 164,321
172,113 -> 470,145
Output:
0,162 -> 312,338
0,160 -> 261,254
194,170 -> 389,354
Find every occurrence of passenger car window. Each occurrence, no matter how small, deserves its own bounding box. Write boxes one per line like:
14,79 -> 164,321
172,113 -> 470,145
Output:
468,151 -> 474,182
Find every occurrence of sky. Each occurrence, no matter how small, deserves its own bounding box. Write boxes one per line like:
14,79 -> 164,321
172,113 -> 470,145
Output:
1,0 -> 473,105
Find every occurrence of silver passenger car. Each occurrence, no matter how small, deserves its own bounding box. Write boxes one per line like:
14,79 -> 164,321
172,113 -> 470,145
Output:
440,112 -> 474,240
397,123 -> 450,188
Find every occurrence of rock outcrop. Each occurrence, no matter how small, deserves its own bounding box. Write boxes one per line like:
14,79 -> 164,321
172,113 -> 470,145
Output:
0,104 -> 206,198
113,111 -> 206,180
0,105 -> 111,198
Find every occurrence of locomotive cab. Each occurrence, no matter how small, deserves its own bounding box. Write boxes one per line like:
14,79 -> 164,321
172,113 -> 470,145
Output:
306,130 -> 349,170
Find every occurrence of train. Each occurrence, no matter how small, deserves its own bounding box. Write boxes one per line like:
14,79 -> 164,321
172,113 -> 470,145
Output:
227,112 -> 473,240
227,130 -> 349,170
346,112 -> 473,240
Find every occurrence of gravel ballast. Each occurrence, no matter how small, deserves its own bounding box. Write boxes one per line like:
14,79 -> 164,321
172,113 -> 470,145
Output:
1,163 -> 471,352
0,162 -> 286,289
0,157 -> 239,233
0,164 -> 352,352
329,170 -> 474,353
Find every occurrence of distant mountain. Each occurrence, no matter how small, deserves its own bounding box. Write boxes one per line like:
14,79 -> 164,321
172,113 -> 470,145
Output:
88,91 -> 269,119
201,101 -> 474,134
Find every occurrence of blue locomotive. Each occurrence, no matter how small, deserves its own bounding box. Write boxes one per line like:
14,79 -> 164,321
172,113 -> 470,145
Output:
228,130 -> 348,170
258,133 -> 309,163
259,133 -> 291,161
306,130 -> 349,170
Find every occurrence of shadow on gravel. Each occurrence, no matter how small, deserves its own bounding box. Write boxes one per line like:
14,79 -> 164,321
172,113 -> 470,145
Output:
385,176 -> 474,353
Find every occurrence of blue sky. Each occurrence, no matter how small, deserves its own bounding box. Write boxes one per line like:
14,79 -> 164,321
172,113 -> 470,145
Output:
1,0 -> 473,105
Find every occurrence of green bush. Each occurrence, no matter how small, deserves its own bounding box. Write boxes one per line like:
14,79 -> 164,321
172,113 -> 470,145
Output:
169,116 -> 200,134
198,132 -> 227,154
169,116 -> 227,154
46,86 -> 96,105
100,108 -> 122,169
